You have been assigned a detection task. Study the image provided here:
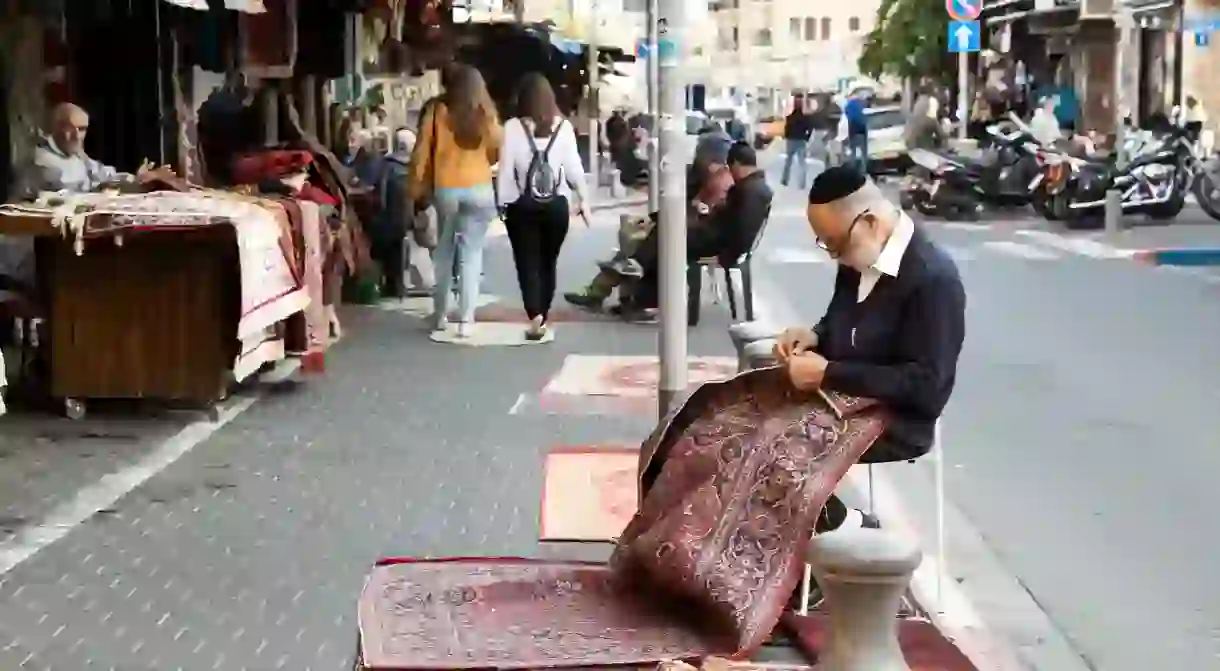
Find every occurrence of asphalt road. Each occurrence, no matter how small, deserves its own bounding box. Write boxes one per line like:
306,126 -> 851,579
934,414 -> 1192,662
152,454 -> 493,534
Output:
3,152 -> 1220,670
753,155 -> 1220,670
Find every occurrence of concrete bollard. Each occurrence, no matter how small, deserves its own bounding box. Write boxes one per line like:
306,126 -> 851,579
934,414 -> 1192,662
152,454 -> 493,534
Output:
728,321 -> 782,371
807,526 -> 922,671
742,338 -> 779,371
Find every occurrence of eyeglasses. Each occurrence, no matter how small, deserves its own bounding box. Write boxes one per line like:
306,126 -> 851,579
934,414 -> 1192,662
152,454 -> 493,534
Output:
815,209 -> 869,258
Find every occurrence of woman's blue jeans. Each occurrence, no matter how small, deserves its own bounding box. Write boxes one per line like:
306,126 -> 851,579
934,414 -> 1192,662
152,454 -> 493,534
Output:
432,184 -> 497,324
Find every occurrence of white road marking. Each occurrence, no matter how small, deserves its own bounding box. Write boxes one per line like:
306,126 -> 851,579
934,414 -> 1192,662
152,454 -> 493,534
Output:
0,394 -> 259,577
748,277 -> 1093,671
982,240 -> 1061,260
765,248 -> 832,265
941,245 -> 977,263
938,222 -> 992,232
1014,229 -> 1133,259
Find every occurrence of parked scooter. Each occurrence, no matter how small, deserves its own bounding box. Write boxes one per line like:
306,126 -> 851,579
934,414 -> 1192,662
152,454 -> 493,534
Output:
899,123 -> 1042,219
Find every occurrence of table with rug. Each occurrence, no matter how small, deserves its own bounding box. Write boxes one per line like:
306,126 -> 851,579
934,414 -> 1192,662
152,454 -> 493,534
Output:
0,188 -> 330,416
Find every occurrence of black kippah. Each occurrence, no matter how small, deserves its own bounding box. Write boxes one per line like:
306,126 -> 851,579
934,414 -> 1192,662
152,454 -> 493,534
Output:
808,166 -> 867,204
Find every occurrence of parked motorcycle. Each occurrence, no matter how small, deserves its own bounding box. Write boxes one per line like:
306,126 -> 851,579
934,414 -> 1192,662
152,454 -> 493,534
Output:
1040,109 -> 1219,229
900,123 -> 1042,219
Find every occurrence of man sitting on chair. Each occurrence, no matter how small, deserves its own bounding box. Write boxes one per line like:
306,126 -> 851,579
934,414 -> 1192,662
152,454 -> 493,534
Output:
563,133 -> 736,313
615,141 -> 772,322
775,165 -> 966,535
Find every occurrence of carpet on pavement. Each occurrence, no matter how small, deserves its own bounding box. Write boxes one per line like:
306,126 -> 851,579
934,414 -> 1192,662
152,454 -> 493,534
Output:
540,446 -> 638,542
429,322 -> 555,346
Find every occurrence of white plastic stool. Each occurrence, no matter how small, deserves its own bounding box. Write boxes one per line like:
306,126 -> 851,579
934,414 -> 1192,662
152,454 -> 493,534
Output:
728,321 -> 782,372
807,526 -> 922,671
799,421 -> 946,614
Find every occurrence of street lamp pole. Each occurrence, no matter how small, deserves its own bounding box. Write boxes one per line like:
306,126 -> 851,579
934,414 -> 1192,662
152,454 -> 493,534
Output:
647,0 -> 661,211
656,0 -> 688,416
588,0 -> 601,203
1105,5 -> 1133,233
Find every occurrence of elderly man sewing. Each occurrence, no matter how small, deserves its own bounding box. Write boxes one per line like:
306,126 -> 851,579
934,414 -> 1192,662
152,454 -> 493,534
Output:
775,165 -> 966,534
30,103 -> 161,193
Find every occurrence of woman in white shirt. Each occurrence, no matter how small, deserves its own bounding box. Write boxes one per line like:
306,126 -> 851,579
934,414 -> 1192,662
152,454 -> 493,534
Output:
497,73 -> 592,341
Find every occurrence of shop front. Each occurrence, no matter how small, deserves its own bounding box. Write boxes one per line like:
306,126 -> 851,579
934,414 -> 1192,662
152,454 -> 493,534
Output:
0,0 -> 382,418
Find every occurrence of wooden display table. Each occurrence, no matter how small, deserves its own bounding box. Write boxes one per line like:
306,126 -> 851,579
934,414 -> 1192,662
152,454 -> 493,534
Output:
0,212 -> 286,418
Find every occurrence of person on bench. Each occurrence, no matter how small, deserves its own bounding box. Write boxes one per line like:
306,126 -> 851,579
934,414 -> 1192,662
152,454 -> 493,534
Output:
594,142 -> 772,323
562,133 -> 736,313
774,165 -> 966,537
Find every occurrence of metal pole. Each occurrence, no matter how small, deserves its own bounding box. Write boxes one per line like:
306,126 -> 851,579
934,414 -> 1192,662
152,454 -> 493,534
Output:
1105,9 -> 1131,233
646,0 -> 660,212
588,3 -> 600,204
957,51 -> 969,140
657,0 -> 688,417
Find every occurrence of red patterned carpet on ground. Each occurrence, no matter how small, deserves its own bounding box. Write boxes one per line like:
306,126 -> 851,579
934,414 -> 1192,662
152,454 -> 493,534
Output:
540,446 -> 639,542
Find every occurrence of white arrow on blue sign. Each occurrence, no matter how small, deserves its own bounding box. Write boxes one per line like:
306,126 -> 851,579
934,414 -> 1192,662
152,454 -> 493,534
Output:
947,20 -> 981,53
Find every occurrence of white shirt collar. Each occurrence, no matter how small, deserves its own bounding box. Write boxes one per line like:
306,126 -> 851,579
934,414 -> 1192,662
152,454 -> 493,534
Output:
871,213 -> 915,277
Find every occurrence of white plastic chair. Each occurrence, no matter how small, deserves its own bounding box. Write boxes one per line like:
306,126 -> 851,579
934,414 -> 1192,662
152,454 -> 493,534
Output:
798,421 -> 946,614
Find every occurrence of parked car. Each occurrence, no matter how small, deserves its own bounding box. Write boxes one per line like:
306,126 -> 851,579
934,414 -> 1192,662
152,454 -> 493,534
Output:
865,106 -> 909,174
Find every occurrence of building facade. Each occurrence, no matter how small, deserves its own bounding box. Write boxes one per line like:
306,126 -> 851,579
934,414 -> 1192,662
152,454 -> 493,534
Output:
686,0 -> 878,93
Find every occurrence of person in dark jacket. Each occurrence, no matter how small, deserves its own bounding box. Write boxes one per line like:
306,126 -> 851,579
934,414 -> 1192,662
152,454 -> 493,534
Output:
775,166 -> 966,536
623,141 -> 773,321
370,128 -> 417,298
781,97 -> 814,187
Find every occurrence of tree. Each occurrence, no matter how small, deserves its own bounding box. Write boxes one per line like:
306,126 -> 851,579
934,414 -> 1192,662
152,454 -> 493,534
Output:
858,0 -> 954,84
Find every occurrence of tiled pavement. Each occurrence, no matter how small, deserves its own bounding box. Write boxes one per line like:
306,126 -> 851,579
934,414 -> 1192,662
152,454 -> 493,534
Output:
0,412 -> 200,546
0,287 -> 740,670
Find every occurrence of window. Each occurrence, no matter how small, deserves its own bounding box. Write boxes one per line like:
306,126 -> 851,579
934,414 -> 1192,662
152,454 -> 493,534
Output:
789,17 -> 801,39
732,26 -> 739,47
866,109 -> 906,130
848,16 -> 861,32
804,17 -> 815,40
820,17 -> 831,39
755,28 -> 773,45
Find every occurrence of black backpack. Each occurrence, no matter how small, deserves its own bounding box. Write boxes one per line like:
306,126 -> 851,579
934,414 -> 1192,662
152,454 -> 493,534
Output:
521,119 -> 566,205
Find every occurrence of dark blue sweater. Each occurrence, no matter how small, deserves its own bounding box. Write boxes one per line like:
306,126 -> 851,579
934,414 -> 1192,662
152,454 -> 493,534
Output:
813,225 -> 966,456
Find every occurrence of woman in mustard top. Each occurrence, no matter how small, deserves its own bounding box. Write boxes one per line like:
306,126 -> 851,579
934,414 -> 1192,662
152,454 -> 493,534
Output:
408,65 -> 503,339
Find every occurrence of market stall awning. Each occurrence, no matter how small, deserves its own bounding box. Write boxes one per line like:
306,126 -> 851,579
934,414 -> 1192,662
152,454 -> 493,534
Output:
159,0 -> 268,13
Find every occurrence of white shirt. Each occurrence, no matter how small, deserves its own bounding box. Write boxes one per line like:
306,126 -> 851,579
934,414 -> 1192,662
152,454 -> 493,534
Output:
496,116 -> 589,205
857,213 -> 915,302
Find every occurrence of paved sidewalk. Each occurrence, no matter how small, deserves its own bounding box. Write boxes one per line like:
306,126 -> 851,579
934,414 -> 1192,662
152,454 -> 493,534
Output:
0,410 -> 201,545
0,226 -> 739,670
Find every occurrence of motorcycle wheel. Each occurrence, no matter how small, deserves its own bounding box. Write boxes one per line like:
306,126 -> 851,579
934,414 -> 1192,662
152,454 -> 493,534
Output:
1145,182 -> 1187,221
1031,192 -> 1057,220
899,191 -> 915,211
1194,174 -> 1220,222
1049,193 -> 1072,221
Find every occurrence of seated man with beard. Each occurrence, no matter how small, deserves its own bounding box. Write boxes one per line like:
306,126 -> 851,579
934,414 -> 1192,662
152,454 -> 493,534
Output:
777,165 -> 966,544
616,141 -> 773,322
563,133 -> 736,312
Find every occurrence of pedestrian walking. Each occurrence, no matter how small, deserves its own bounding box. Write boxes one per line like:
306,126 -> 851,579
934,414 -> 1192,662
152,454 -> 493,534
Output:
843,90 -> 870,175
497,73 -> 592,341
408,64 -> 502,339
781,96 -> 813,188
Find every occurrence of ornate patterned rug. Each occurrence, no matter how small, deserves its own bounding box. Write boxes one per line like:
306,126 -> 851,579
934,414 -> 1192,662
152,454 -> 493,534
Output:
358,368 -> 914,669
